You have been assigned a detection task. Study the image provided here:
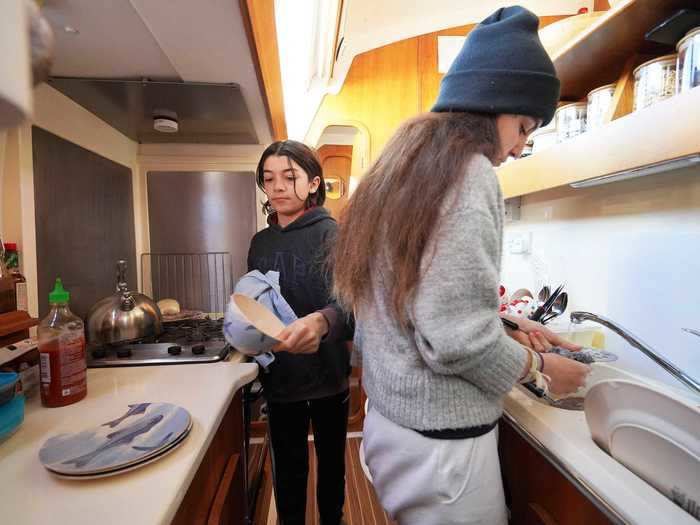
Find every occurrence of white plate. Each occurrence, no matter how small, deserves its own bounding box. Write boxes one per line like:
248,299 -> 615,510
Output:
46,424 -> 191,480
39,402 -> 191,476
585,380 -> 700,517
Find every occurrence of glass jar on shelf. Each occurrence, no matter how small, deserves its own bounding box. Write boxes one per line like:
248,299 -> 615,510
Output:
633,54 -> 677,111
586,83 -> 616,131
676,27 -> 700,94
555,102 -> 587,143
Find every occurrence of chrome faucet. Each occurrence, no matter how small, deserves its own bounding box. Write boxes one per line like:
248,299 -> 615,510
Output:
570,312 -> 700,397
682,327 -> 700,339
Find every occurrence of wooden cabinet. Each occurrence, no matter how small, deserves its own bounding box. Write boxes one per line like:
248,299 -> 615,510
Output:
499,419 -> 614,525
172,390 -> 248,525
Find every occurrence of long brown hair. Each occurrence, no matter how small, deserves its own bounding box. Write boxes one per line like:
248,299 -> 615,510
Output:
256,140 -> 326,215
332,112 -> 500,330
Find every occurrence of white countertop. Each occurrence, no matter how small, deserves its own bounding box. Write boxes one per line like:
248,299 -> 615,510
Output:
504,366 -> 698,525
0,353 -> 258,525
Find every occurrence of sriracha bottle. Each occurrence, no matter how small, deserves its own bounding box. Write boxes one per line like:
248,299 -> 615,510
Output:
38,278 -> 87,407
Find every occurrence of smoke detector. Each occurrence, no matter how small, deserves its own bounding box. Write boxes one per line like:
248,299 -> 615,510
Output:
153,109 -> 179,133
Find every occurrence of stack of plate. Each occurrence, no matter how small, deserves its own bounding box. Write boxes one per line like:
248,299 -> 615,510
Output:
38,402 -> 192,480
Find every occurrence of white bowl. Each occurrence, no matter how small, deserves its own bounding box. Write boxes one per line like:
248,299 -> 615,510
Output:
223,294 -> 285,355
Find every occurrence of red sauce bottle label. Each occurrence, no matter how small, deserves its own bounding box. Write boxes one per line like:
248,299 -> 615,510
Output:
39,334 -> 87,407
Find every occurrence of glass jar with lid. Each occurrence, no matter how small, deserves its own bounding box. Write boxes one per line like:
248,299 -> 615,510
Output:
633,54 -> 677,111
555,102 -> 587,143
676,27 -> 700,94
586,83 -> 616,131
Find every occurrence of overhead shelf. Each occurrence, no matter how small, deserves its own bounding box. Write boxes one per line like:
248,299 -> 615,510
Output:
497,0 -> 700,197
553,0 -> 689,100
496,87 -> 700,198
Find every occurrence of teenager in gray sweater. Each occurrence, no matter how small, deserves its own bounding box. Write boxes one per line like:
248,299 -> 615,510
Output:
332,6 -> 589,524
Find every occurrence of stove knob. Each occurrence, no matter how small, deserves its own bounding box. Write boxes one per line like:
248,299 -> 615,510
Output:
92,348 -> 107,359
192,344 -> 205,355
168,345 -> 182,355
116,347 -> 132,358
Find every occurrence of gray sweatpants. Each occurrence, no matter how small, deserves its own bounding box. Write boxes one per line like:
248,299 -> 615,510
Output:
363,407 -> 508,525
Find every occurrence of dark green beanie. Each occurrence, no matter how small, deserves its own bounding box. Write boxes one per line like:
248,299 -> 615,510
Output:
432,6 -> 560,125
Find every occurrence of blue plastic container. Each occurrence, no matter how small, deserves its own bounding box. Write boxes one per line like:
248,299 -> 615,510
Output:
0,393 -> 24,443
0,372 -> 18,406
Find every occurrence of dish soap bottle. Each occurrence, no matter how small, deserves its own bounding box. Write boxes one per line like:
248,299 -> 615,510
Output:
38,278 -> 87,407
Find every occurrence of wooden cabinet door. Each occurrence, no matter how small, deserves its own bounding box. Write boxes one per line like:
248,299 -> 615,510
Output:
317,144 -> 352,220
499,420 -> 613,525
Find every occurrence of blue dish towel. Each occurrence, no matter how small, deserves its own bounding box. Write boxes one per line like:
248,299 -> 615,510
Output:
223,270 -> 297,359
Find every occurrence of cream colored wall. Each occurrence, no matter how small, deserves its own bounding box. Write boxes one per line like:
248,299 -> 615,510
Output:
1,84 -> 139,317
2,130 -> 23,260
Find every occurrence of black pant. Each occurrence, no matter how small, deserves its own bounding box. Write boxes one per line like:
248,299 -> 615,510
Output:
267,389 -> 349,525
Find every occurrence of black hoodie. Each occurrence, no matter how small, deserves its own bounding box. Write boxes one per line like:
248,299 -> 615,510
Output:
247,207 -> 353,403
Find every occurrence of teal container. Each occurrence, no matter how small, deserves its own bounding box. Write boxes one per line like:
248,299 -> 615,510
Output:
0,393 -> 24,443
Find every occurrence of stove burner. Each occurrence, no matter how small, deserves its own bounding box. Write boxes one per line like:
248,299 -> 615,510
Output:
116,347 -> 133,358
158,318 -> 225,344
87,317 -> 230,367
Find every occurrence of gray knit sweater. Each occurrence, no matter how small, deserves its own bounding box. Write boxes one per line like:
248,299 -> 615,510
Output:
356,154 -> 527,431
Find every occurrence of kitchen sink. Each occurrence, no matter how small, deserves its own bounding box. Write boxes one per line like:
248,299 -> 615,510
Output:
518,362 -> 700,519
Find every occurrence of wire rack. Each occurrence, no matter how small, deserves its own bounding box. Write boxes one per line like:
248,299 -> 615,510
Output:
141,252 -> 232,314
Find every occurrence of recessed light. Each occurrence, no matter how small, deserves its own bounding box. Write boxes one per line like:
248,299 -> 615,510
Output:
64,26 -> 80,35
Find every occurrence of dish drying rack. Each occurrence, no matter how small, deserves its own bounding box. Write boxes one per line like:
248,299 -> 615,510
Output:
141,252 -> 233,315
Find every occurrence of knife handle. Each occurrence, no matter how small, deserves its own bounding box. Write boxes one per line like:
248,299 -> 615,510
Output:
501,318 -> 519,330
522,381 -> 547,398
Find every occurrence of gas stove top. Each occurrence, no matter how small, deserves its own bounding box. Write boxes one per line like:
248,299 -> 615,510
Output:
87,318 -> 231,367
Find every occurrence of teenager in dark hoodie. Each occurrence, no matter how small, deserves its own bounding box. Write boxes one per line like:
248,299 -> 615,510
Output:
248,140 -> 353,525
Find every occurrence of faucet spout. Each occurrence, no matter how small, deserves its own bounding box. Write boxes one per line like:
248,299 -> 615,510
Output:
570,311 -> 700,397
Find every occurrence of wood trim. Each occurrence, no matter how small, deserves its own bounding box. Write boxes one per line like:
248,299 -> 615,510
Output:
529,503 -> 562,525
207,454 -> 244,525
603,55 -> 637,124
329,0 -> 345,80
239,0 -> 288,141
594,0 -> 611,10
0,311 -> 38,337
172,391 -> 246,525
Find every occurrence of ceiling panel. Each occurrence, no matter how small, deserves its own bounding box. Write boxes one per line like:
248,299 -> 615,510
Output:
48,78 -> 258,144
42,0 -> 180,80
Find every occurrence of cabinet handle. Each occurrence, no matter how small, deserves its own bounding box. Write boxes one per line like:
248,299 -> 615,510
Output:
528,502 -> 560,525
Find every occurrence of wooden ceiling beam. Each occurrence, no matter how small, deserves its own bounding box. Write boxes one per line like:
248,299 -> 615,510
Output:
239,0 -> 288,141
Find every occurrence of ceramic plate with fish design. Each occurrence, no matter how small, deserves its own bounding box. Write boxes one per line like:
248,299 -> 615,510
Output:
38,402 -> 191,476
45,423 -> 192,480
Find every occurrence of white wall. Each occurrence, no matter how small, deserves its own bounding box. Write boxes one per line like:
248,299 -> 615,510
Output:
502,166 -> 700,391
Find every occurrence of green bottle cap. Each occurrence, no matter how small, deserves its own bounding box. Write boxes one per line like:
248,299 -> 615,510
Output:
49,278 -> 70,303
